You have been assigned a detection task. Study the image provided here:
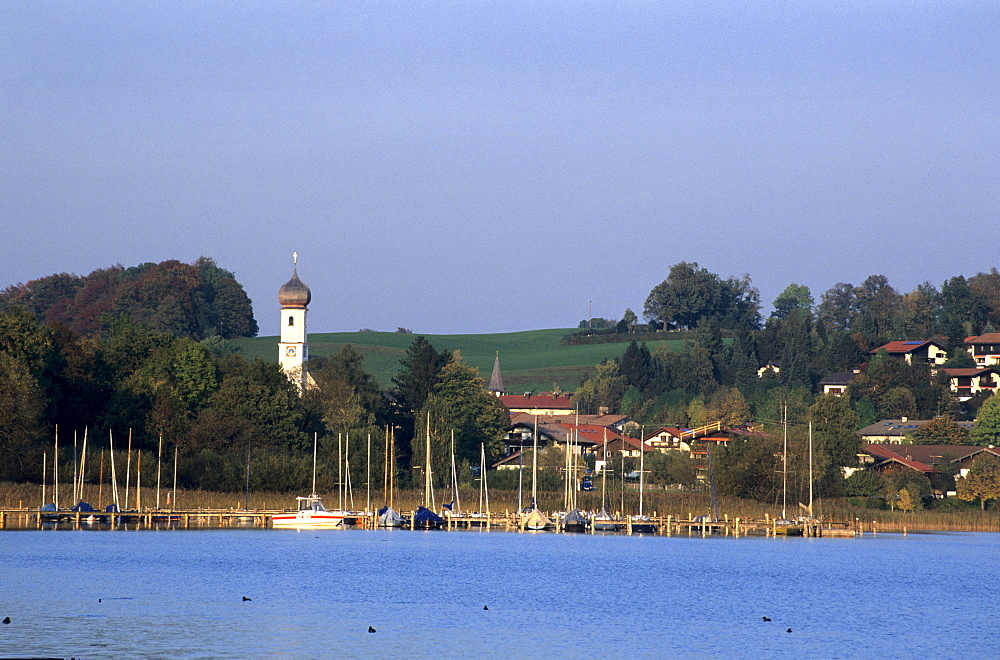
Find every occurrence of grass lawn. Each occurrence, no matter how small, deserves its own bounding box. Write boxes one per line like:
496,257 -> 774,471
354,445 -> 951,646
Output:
231,328 -> 688,392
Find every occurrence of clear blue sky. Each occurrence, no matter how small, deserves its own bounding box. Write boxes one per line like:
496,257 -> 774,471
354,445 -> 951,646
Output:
2,2 -> 997,336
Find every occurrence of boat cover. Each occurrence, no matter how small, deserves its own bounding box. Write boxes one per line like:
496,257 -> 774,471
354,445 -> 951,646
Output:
521,507 -> 552,529
71,501 -> 97,512
377,506 -> 404,526
413,506 -> 443,524
563,508 -> 588,526
40,503 -> 57,512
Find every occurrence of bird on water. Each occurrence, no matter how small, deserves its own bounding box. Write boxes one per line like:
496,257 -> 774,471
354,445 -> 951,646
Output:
243,596 -> 252,601
2,617 -> 9,624
483,606 -> 489,610
368,626 -> 376,633
761,616 -> 771,622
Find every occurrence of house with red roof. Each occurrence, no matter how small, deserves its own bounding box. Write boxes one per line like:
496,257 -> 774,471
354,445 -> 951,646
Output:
871,340 -> 948,366
965,333 -> 1000,367
499,392 -> 575,415
858,444 -> 1000,496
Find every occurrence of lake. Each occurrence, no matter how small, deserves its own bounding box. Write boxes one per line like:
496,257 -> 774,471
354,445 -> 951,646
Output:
0,528 -> 996,659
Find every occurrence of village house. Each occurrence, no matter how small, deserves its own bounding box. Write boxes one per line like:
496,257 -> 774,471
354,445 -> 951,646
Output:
964,333 -> 1000,367
871,339 -> 949,365
941,367 -> 999,401
818,372 -> 857,396
857,444 -> 1000,496
856,418 -> 976,444
498,392 -> 576,416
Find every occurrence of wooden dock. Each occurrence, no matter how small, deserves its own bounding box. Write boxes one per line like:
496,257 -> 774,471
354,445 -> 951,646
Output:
0,507 -> 863,537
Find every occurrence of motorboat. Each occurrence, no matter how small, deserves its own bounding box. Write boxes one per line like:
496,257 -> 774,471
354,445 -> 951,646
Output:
271,495 -> 345,529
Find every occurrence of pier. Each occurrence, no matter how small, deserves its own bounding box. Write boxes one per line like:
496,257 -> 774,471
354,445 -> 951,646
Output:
0,507 -> 862,537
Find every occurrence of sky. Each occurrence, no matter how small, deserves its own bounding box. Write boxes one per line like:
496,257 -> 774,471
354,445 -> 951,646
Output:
2,2 -> 997,336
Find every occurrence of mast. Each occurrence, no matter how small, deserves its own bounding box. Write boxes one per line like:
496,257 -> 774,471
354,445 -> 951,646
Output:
73,429 -> 78,505
136,451 -> 141,512
53,426 -> 59,509
41,451 -> 46,507
450,429 -> 461,514
344,433 -> 354,510
124,428 -> 132,510
366,432 -> 371,515
389,426 -> 396,509
782,403 -> 788,521
244,435 -> 251,511
156,433 -> 163,510
808,419 -> 814,518
424,413 -> 433,508
337,432 -> 343,509
109,429 -> 120,511
532,415 -> 538,508
638,425 -> 645,517
482,442 -> 490,516
172,446 -> 178,511
312,431 -> 318,496
601,427 -> 607,511
79,428 -> 88,505
98,449 -> 104,508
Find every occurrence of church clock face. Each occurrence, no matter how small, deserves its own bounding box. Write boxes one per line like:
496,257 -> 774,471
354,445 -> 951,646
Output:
286,346 -> 297,357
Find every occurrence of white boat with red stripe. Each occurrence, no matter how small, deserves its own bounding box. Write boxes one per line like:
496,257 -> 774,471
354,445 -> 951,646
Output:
272,494 -> 345,529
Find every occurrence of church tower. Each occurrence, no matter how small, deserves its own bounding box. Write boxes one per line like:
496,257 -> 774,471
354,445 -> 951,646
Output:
278,252 -> 311,392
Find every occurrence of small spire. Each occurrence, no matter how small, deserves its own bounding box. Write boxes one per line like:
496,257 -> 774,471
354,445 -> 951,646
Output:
489,351 -> 505,396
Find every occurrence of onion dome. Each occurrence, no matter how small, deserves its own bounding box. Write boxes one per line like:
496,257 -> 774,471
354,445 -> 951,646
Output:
278,268 -> 311,308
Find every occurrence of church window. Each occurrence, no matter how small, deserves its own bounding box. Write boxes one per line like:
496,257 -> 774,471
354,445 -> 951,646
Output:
288,316 -> 294,326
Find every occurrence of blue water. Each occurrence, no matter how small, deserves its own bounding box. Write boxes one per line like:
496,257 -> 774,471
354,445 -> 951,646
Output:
0,528 -> 996,659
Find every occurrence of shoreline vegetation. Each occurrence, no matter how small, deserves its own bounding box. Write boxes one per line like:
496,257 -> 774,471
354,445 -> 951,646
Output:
3,483 -> 998,534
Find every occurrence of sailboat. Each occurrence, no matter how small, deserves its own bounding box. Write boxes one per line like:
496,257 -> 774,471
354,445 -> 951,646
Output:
629,426 -> 656,534
593,428 -> 620,531
272,433 -> 345,529
560,415 -> 589,532
413,415 -> 444,530
377,426 -> 405,527
520,415 -> 552,531
467,442 -> 491,528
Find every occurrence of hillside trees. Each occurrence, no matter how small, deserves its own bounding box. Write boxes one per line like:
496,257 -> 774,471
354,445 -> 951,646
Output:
0,258 -> 257,340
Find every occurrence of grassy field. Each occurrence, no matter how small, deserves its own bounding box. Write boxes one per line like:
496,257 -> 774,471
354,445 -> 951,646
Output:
232,328 -> 688,392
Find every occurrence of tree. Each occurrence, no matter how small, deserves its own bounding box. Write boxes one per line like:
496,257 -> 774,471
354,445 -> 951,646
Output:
910,416 -> 970,445
308,345 -> 385,431
621,308 -> 638,332
619,341 -> 654,392
392,336 -> 450,413
970,394 -> 1000,446
644,262 -> 723,330
809,394 -> 861,468
771,283 -> 814,319
707,387 -> 751,427
0,352 -> 45,481
644,451 -> 698,489
897,487 -> 918,513
575,360 -> 626,414
432,360 -> 508,464
818,282 -> 859,332
957,453 -> 1000,510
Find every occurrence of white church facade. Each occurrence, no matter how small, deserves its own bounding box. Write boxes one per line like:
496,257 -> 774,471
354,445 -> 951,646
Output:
278,253 -> 311,392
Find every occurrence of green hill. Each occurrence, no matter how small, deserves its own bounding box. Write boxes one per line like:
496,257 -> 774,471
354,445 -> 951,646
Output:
231,329 -> 688,393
